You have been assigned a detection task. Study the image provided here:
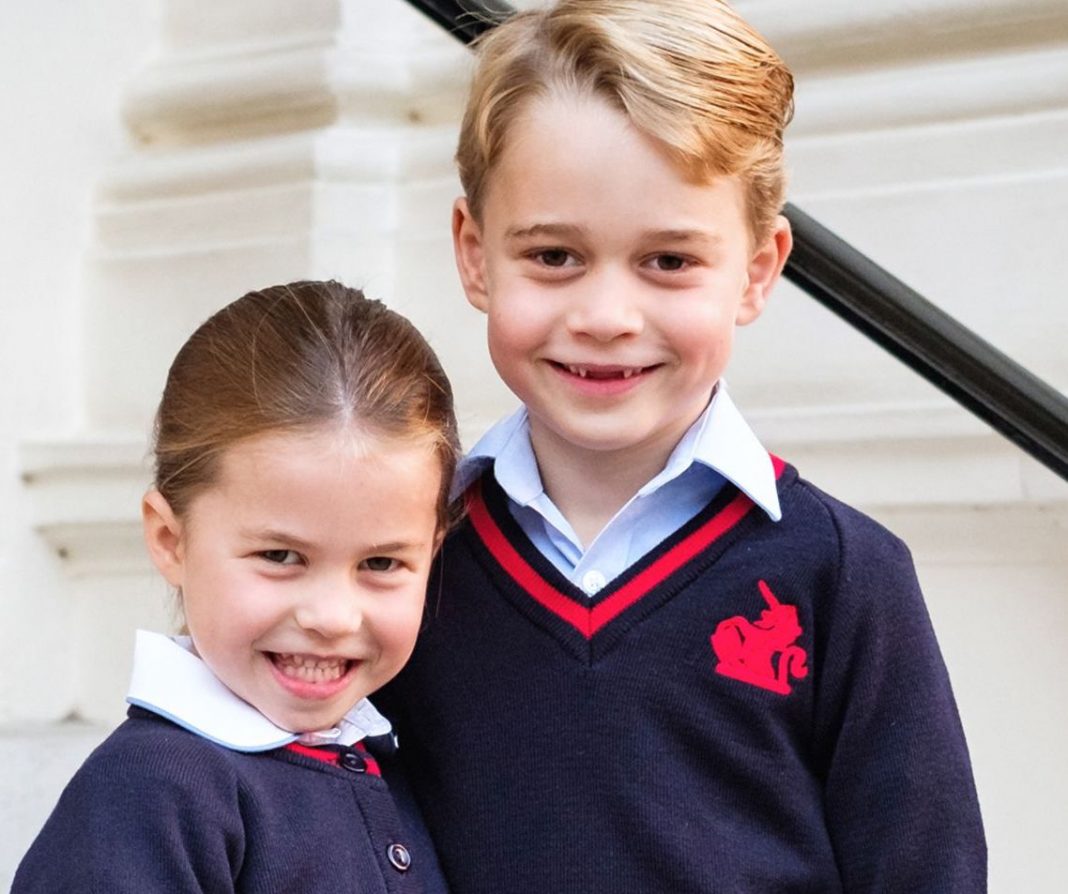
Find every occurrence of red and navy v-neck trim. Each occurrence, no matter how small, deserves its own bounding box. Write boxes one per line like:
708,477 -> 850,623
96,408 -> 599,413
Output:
463,456 -> 789,660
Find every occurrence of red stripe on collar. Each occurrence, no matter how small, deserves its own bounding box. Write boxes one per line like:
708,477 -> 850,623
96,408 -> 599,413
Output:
467,456 -> 785,640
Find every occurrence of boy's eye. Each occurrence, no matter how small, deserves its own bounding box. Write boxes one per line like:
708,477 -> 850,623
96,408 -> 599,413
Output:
533,249 -> 574,268
259,549 -> 302,566
651,254 -> 688,271
361,556 -> 399,573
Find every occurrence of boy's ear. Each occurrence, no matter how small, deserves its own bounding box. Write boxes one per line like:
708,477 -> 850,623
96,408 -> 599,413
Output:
142,488 -> 186,588
737,215 -> 793,326
452,198 -> 490,313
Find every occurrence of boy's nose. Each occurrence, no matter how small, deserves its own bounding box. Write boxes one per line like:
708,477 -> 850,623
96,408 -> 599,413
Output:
566,273 -> 644,342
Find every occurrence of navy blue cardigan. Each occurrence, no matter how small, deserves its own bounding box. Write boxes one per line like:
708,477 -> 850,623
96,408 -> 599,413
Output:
13,707 -> 448,893
379,463 -> 986,893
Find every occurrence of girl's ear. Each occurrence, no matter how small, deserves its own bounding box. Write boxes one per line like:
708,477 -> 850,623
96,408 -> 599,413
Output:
737,215 -> 793,326
142,489 -> 186,587
452,197 -> 490,312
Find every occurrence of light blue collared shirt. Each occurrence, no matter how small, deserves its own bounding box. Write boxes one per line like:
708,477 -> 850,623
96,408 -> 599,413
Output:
456,384 -> 781,596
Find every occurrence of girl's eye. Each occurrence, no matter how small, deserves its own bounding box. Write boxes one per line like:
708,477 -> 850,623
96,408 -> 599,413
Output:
362,556 -> 399,573
651,254 -> 688,272
259,549 -> 302,566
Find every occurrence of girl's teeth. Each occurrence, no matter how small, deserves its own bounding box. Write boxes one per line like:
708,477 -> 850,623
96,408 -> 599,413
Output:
272,653 -> 350,683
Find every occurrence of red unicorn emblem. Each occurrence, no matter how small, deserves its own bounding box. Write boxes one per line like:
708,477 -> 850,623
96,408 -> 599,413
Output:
711,580 -> 808,695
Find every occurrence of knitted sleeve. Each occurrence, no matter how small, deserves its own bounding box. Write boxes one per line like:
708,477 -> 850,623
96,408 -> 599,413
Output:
812,498 -> 987,892
12,723 -> 246,893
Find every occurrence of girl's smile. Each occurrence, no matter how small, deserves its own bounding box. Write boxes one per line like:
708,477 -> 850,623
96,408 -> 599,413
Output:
144,425 -> 442,734
266,652 -> 360,701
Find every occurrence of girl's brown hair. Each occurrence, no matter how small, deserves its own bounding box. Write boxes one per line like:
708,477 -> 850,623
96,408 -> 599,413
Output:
153,280 -> 460,532
458,0 -> 794,243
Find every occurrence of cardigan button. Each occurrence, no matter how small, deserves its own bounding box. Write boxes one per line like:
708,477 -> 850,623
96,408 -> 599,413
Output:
387,843 -> 412,872
339,750 -> 366,773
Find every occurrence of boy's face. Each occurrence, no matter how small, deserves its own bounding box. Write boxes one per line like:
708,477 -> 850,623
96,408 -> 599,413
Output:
454,93 -> 790,469
142,427 -> 441,733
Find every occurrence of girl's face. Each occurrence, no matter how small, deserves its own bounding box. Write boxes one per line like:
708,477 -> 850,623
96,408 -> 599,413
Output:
143,426 -> 442,733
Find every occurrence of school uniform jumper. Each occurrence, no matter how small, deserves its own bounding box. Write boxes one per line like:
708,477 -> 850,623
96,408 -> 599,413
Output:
14,633 -> 448,894
380,398 -> 986,893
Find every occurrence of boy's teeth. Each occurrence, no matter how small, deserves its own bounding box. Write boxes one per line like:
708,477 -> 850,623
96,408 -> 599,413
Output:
566,364 -> 642,380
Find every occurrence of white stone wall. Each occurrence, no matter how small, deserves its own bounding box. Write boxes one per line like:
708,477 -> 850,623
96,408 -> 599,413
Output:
0,2 -> 164,882
2,0 -> 1066,889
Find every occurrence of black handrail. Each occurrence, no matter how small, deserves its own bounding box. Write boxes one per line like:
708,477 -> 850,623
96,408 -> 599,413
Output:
785,207 -> 1068,480
403,0 -> 512,42
402,0 -> 1068,482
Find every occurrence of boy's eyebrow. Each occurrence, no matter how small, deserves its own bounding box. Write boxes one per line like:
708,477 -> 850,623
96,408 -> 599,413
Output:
505,222 -> 586,241
645,229 -> 724,247
504,223 -> 723,248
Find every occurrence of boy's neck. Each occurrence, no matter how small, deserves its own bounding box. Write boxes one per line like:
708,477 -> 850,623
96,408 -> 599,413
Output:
529,423 -> 685,549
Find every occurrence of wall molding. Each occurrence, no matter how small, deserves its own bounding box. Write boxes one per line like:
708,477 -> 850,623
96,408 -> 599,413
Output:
789,45 -> 1068,138
122,34 -> 468,145
19,437 -> 153,579
745,0 -> 1068,71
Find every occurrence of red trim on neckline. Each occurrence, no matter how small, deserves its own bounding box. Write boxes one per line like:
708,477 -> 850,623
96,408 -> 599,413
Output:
467,456 -> 786,640
283,741 -> 381,776
285,742 -> 337,763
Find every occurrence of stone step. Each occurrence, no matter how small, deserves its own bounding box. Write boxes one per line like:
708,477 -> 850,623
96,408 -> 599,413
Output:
0,722 -> 110,890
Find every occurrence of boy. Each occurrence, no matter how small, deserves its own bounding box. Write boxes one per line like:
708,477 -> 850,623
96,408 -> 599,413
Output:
381,1 -> 986,890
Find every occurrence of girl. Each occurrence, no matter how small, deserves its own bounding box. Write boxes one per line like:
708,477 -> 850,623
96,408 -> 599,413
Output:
14,280 -> 457,893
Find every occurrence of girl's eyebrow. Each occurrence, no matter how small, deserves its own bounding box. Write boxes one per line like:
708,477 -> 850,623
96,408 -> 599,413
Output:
243,528 -> 425,555
241,528 -> 313,550
367,541 -> 423,554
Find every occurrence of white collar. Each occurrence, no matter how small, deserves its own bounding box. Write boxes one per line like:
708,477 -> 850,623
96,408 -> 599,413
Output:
456,382 -> 781,521
126,630 -> 392,753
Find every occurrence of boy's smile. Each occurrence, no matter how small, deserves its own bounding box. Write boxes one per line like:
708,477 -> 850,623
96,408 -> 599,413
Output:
143,427 -> 442,734
552,361 -> 656,395
453,91 -> 790,482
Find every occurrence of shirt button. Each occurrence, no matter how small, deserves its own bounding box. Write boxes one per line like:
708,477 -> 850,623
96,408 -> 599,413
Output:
339,751 -> 366,773
387,843 -> 412,872
581,570 -> 607,595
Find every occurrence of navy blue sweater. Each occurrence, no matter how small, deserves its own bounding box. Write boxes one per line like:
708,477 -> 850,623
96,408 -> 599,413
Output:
380,463 -> 986,893
13,707 -> 448,893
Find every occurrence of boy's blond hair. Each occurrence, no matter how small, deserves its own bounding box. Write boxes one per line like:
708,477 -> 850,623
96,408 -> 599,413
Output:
457,0 -> 794,242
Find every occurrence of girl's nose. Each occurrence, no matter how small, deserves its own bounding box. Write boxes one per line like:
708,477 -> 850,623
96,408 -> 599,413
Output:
294,578 -> 362,639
